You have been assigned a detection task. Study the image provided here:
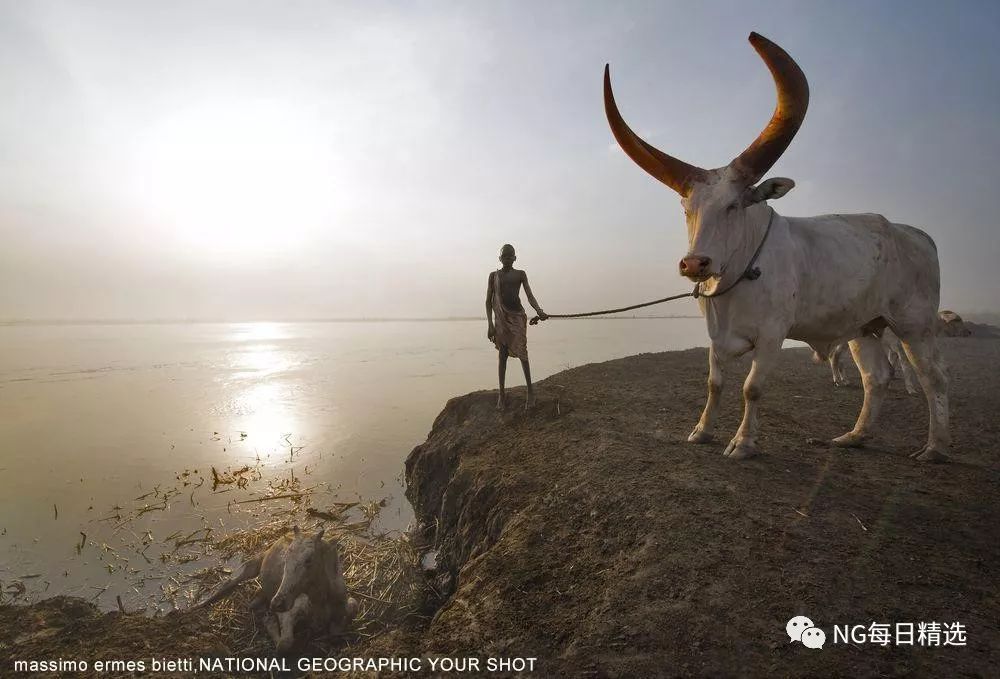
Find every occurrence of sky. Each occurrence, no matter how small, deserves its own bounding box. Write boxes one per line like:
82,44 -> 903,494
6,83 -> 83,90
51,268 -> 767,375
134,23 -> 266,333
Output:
0,0 -> 998,320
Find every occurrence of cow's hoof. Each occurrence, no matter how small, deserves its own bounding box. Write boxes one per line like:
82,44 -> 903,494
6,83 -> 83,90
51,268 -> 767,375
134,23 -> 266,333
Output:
723,439 -> 760,459
910,447 -> 949,463
834,380 -> 850,388
831,432 -> 868,448
687,428 -> 714,444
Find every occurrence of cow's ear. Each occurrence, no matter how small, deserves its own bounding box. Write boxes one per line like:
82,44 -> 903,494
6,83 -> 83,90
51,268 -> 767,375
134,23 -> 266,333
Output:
748,177 -> 795,204
315,528 -> 325,542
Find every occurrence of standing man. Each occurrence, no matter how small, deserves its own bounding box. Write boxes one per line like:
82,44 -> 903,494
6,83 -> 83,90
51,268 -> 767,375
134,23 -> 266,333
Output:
486,244 -> 547,410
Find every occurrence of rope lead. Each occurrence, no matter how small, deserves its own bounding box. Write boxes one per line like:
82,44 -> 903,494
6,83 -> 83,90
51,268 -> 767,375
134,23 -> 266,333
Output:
530,209 -> 774,324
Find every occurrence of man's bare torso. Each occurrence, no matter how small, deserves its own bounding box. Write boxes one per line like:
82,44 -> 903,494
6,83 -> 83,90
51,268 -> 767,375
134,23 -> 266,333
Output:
493,268 -> 526,312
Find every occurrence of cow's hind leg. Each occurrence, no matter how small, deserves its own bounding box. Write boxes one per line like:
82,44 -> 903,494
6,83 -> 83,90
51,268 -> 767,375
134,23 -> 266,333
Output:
723,338 -> 782,460
688,345 -> 724,444
832,336 -> 891,448
899,336 -> 949,462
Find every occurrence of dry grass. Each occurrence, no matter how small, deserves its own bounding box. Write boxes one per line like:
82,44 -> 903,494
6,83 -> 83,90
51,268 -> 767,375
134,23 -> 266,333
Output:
183,513 -> 426,653
3,458 -> 428,656
161,476 -> 427,653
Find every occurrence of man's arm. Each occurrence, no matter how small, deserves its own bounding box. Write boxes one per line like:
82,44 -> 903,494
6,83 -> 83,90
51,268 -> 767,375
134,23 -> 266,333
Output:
486,273 -> 496,340
522,272 -> 547,319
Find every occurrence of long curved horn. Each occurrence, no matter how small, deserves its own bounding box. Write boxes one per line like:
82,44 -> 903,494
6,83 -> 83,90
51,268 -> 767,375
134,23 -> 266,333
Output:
730,32 -> 810,184
604,64 -> 708,196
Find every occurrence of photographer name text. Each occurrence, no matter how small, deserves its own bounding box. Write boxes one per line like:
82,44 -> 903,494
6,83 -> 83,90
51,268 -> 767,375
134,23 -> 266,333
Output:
13,656 -> 538,674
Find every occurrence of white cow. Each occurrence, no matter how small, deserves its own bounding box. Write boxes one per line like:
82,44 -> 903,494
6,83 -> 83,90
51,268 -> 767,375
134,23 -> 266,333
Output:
605,32 -> 949,462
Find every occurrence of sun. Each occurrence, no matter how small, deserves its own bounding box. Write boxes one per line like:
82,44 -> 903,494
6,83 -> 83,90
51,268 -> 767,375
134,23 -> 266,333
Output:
132,98 -> 335,257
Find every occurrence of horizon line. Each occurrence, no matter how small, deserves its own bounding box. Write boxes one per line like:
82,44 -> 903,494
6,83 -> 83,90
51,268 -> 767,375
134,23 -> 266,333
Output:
0,315 -> 706,326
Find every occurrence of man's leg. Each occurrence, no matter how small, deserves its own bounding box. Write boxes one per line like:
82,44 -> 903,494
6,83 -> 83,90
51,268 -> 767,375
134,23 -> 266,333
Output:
497,346 -> 509,409
520,357 -> 534,409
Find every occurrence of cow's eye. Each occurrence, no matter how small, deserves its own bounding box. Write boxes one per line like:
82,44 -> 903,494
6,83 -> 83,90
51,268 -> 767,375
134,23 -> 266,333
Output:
726,202 -> 738,213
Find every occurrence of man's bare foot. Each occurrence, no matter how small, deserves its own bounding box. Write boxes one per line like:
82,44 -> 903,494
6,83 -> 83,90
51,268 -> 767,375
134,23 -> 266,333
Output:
496,393 -> 507,410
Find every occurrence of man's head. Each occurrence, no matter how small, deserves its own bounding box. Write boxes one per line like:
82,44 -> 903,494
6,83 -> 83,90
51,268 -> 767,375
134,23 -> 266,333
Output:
499,243 -> 516,268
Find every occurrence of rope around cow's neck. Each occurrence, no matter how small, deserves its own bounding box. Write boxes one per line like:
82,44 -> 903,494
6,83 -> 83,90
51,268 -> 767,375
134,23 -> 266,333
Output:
529,209 -> 775,325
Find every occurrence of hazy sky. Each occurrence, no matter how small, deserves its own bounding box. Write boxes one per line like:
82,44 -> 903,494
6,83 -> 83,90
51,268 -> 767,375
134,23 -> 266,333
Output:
1,0 -> 998,320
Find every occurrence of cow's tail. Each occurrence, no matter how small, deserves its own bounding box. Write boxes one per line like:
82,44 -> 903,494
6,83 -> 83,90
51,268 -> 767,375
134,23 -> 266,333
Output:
194,553 -> 264,609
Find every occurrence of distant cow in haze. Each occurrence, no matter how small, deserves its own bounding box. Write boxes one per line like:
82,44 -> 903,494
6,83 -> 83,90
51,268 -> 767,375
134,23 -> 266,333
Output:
817,329 -> 918,395
605,32 -> 949,461
939,310 -> 972,337
815,343 -> 851,388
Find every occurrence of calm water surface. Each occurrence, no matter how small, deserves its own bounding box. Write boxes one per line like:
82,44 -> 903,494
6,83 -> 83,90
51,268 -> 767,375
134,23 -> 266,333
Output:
0,318 -> 708,609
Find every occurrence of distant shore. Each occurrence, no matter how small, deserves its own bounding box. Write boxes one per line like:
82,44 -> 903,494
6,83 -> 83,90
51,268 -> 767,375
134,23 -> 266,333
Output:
4,311 -> 998,327
0,315 -> 703,325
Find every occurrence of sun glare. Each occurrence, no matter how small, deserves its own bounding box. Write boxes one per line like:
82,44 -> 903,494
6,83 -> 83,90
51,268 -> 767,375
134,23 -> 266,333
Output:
132,99 -> 335,256
230,322 -> 290,343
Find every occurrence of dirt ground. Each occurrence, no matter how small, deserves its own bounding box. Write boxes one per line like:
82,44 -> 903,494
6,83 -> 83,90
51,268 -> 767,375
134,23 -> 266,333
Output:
3,337 -> 999,677
401,337 -> 1000,677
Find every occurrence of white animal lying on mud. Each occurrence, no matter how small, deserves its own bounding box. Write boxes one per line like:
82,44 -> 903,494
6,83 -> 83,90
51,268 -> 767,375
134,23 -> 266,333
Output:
817,329 -> 918,395
196,526 -> 358,651
605,32 -> 950,462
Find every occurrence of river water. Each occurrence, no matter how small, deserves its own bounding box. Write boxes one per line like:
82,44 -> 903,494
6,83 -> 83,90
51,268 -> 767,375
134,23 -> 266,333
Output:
0,317 -> 708,609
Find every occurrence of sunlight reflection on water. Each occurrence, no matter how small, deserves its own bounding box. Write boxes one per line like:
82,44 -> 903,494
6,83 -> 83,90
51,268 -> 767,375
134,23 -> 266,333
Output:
229,344 -> 299,379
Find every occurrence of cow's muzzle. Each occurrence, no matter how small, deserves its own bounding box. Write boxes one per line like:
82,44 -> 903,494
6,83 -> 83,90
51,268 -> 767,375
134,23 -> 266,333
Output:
679,255 -> 712,280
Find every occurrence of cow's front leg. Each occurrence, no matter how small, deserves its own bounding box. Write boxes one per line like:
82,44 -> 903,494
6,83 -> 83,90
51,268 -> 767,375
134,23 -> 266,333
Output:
275,593 -> 312,653
723,339 -> 782,460
688,345 -> 725,443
